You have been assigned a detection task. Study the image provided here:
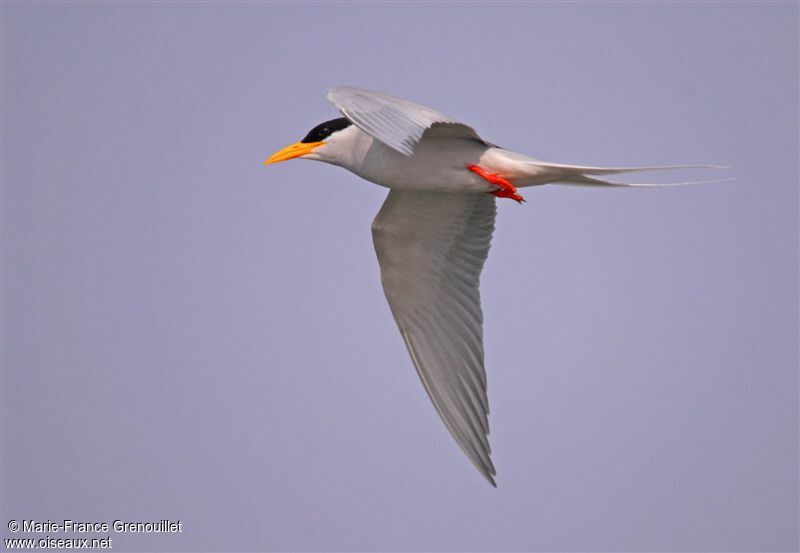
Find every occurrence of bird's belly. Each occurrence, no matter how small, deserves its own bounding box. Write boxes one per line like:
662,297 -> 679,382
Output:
351,137 -> 493,193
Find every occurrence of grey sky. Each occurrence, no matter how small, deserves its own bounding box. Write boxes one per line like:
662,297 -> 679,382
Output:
2,2 -> 797,551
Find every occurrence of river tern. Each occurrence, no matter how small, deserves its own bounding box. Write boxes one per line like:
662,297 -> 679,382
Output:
264,86 -> 725,487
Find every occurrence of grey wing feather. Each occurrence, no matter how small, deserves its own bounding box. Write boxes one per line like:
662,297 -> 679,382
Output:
328,86 -> 485,156
371,190 -> 497,486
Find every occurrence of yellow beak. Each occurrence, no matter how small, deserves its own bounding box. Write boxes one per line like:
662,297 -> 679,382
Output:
263,141 -> 324,165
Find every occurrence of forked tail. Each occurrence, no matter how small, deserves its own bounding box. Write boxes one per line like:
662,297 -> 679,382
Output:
529,160 -> 732,187
558,173 -> 734,187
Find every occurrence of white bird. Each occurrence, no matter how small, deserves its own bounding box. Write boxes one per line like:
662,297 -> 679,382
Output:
264,86 -> 725,487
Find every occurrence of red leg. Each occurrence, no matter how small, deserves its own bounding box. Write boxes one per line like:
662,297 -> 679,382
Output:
467,165 -> 525,203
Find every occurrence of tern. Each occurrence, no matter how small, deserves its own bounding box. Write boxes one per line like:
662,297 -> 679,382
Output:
264,86 -> 725,487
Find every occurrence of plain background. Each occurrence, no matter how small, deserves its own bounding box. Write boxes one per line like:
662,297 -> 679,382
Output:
2,2 -> 797,552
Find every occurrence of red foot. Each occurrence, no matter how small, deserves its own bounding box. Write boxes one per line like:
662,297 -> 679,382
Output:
467,165 -> 525,203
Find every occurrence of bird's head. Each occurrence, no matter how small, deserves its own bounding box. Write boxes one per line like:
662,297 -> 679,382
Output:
263,117 -> 353,166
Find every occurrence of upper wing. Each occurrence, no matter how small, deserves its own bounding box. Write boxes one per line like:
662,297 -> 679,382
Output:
328,86 -> 485,156
371,189 -> 497,486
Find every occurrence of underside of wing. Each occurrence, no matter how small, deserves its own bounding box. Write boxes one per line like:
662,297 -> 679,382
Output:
328,86 -> 485,156
371,190 -> 497,486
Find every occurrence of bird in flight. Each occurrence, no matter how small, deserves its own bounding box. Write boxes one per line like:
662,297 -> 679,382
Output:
264,86 -> 724,486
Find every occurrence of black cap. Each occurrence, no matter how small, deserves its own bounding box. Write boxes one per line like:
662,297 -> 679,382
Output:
301,117 -> 352,143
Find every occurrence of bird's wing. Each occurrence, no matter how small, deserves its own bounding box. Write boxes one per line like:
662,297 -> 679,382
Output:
371,189 -> 497,486
327,86 -> 484,156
